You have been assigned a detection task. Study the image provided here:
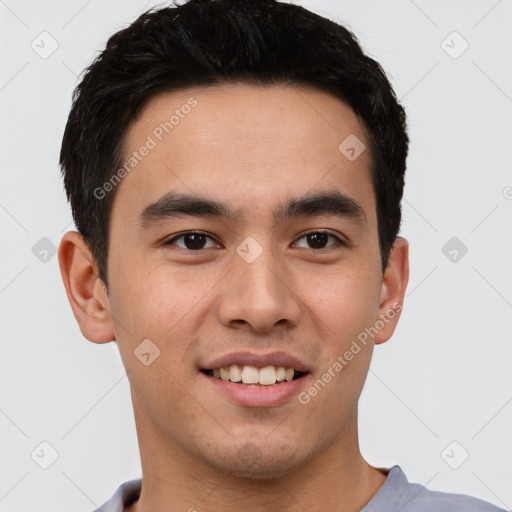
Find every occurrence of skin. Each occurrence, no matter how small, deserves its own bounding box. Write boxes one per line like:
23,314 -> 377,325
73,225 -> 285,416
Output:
59,83 -> 409,512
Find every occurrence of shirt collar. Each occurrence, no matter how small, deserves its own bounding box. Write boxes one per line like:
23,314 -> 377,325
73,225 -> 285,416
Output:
98,466 -> 405,512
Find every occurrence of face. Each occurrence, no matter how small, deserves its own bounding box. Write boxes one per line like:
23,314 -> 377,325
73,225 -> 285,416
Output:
60,83 -> 408,479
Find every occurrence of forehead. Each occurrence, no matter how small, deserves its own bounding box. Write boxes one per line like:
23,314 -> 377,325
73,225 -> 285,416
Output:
113,83 -> 375,228
127,82 -> 368,156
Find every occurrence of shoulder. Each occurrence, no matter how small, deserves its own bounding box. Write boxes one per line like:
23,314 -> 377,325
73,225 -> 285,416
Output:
364,466 -> 508,512
397,481 -> 507,512
91,478 -> 142,512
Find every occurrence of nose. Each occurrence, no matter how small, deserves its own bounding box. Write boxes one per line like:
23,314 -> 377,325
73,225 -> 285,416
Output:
216,242 -> 303,334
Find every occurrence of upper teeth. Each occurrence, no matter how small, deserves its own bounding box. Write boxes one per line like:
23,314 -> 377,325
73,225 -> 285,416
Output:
212,365 -> 296,385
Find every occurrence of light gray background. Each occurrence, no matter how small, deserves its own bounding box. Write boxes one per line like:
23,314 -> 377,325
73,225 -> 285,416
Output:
1,0 -> 511,510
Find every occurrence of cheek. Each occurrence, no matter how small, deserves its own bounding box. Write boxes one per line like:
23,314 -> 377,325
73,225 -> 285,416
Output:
107,265 -> 204,413
109,258 -> 216,340
301,263 -> 381,342
297,262 -> 380,410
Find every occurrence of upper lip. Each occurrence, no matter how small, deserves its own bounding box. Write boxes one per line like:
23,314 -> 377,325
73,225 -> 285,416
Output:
202,351 -> 310,373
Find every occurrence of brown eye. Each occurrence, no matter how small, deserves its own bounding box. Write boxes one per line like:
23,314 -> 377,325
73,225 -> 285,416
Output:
294,231 -> 344,250
164,231 -> 218,250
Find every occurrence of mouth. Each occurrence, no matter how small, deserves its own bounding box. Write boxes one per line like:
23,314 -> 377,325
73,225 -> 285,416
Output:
201,365 -> 308,386
199,351 -> 311,406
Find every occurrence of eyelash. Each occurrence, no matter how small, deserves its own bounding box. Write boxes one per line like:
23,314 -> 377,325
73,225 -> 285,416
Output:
163,230 -> 345,251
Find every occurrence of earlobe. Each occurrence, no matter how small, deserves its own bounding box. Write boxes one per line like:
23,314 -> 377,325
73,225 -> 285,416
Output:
374,236 -> 409,345
58,231 -> 115,344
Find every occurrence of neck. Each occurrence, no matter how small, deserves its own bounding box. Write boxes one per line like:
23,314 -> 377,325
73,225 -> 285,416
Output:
126,396 -> 387,512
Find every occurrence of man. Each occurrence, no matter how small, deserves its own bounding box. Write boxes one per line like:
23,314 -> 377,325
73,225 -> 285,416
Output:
57,0 -> 505,510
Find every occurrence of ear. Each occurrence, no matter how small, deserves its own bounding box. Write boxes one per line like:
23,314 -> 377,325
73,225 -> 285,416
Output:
373,236 -> 409,345
58,231 -> 115,344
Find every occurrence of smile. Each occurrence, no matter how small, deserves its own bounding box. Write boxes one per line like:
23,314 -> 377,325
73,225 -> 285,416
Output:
202,364 -> 306,386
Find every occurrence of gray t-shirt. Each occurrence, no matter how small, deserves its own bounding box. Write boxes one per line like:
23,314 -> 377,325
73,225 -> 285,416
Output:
93,465 -> 507,512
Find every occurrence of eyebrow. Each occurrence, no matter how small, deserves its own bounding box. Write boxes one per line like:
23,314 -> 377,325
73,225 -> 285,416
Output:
138,188 -> 367,230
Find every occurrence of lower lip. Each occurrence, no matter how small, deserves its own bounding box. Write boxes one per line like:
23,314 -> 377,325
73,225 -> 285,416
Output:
201,372 -> 310,407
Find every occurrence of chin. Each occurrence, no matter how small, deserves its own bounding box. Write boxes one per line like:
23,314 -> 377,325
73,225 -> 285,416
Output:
203,440 -> 309,480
